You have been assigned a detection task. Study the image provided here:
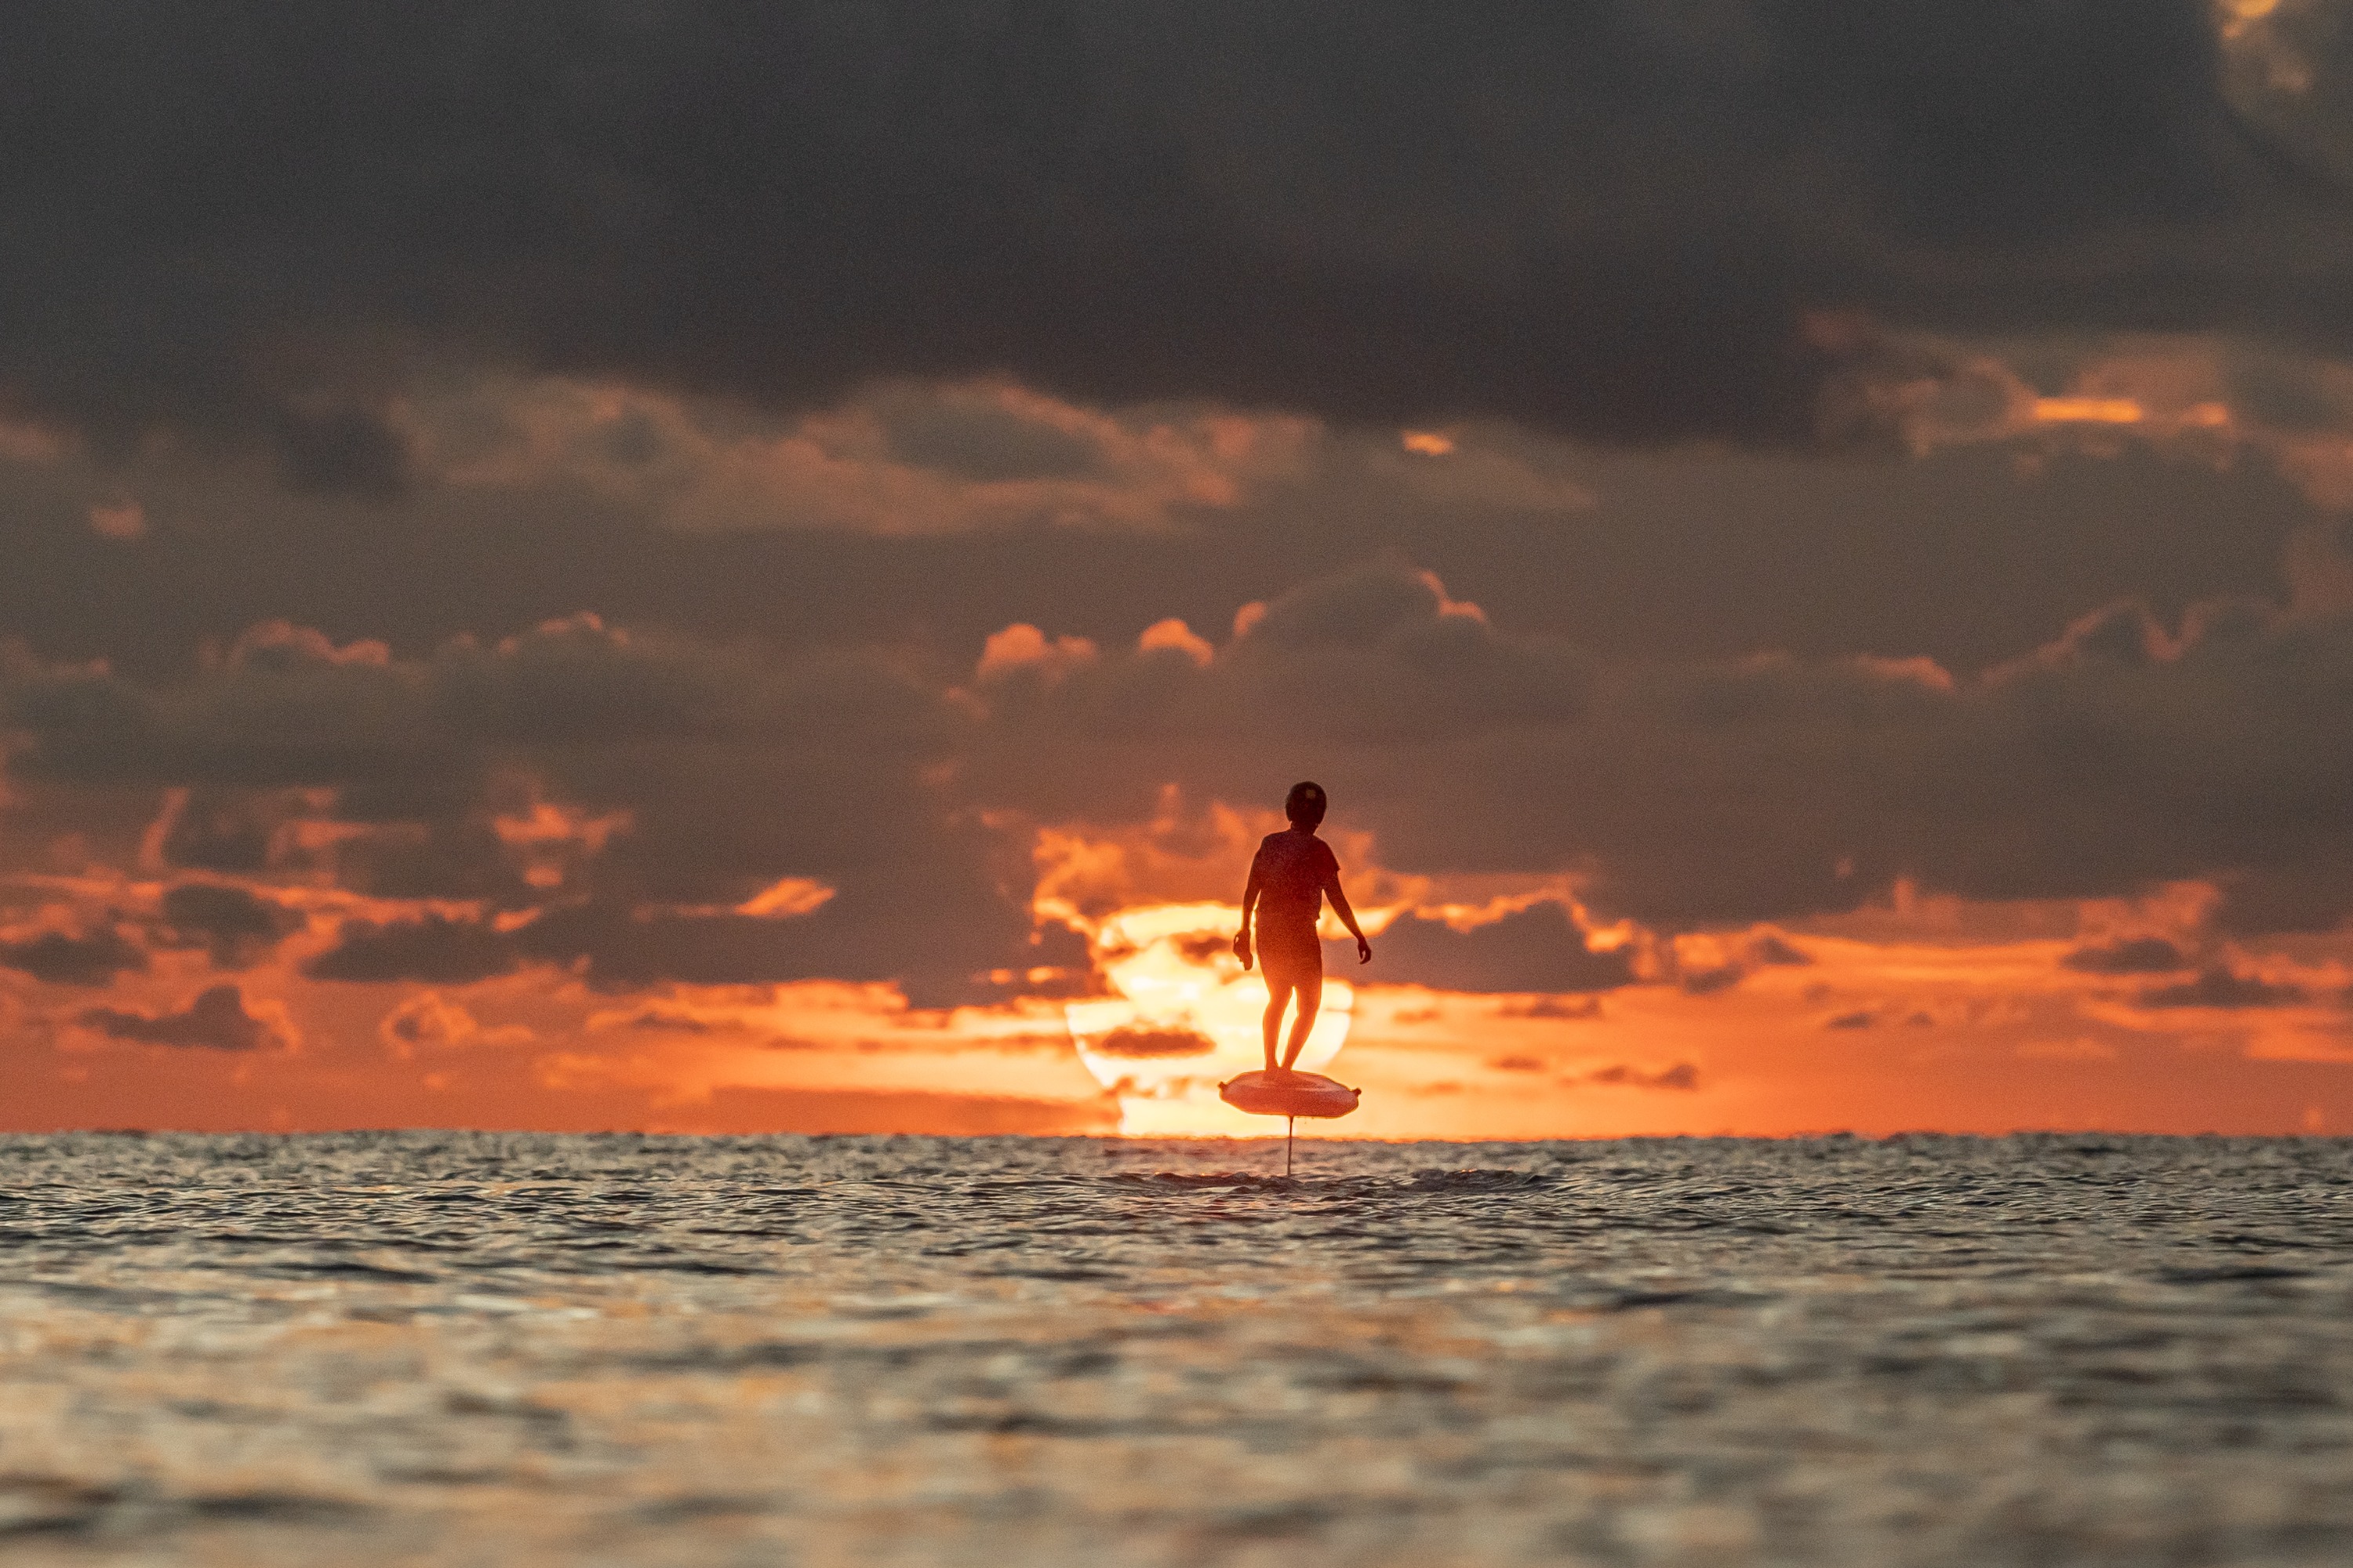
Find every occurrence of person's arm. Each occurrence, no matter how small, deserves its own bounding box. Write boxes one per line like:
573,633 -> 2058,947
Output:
1324,860 -> 1372,964
1233,857 -> 1264,968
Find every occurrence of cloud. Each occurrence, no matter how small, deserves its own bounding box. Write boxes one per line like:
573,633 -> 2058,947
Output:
78,984 -> 293,1051
0,926 -> 146,987
2136,965 -> 2309,1008
273,402 -> 413,499
1495,995 -> 1603,1020
968,556 -> 2353,933
380,991 -> 530,1056
1678,931 -> 1811,992
0,0 -> 2333,483
157,882 -> 300,969
87,498 -> 144,540
2,609 -> 1046,998
406,375 -> 1320,535
2064,935 -> 2193,974
307,915 -> 518,985
587,1006 -> 756,1036
1581,1062 -> 1699,1091
24,546 -> 2353,1003
1088,1025 -> 1217,1059
978,624 -> 1100,684
1355,902 -> 1635,995
1682,966 -> 1745,996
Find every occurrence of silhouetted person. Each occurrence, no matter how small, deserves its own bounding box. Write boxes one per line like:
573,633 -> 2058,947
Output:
1234,781 -> 1370,1074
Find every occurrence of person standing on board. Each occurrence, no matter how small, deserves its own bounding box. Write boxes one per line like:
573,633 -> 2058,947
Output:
1233,781 -> 1372,1075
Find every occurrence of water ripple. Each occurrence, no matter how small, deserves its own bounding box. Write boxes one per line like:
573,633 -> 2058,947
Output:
0,1132 -> 2349,1564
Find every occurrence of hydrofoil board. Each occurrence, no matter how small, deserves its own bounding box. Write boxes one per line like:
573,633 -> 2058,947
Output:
1220,1070 -> 1360,1120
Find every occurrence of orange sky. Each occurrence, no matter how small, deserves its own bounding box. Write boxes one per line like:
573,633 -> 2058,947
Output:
5,844 -> 2346,1138
6,545 -> 2353,1141
8,4 -> 2353,1142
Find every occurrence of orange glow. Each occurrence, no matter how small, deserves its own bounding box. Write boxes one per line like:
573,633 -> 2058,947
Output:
1028,791 -> 1411,930
976,622 -> 1098,682
1400,430 -> 1457,456
2,853 -> 2349,1137
1136,617 -> 1215,666
87,499 -> 146,539
1064,904 -> 1355,1135
734,877 -> 837,919
2033,397 -> 2145,425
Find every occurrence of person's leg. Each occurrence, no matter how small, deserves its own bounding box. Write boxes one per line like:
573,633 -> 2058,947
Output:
1261,977 -> 1295,1071
1280,973 -> 1323,1070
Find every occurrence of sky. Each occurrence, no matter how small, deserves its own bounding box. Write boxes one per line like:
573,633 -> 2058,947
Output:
5,0 -> 2353,1137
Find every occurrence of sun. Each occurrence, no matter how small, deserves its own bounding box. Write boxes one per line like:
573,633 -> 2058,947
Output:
1066,903 -> 1354,1135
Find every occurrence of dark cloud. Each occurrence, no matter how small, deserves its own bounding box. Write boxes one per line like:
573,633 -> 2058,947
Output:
970,557 -> 2353,932
79,984 -> 289,1050
2,575 -> 947,809
1583,1062 -> 1698,1090
878,390 -> 1104,483
307,915 -> 518,986
1089,1027 -> 1217,1060
508,908 -> 846,993
21,544 -> 2353,996
2209,866 -> 2353,937
155,791 -> 297,874
1364,905 -> 1636,995
2,613 -> 1038,997
0,0 -> 2333,478
1495,996 -> 1603,1020
1749,934 -> 1812,966
2136,966 -> 2308,1009
1172,933 -> 1233,966
1825,1011 -> 1877,1030
0,431 -> 2315,708
2063,936 -> 2191,975
157,882 -> 300,969
602,1008 -> 754,1036
0,926 -> 146,987
271,403 -> 413,500
1777,1 -> 2258,238
1667,928 -> 1820,998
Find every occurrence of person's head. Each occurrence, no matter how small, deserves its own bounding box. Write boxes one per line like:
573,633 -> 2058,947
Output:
1284,780 -> 1327,829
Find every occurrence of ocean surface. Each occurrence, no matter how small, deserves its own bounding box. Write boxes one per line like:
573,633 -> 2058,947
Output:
2,1133 -> 2350,1566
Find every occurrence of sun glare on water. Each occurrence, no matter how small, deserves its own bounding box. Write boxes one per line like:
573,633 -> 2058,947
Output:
1066,904 -> 1353,1136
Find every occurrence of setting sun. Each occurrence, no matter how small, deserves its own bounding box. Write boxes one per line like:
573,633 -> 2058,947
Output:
1066,904 -> 1354,1135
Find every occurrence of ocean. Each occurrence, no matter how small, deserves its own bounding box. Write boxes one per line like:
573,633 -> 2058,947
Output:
2,1132 -> 2348,1566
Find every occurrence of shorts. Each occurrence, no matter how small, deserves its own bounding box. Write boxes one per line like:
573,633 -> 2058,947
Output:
1256,921 -> 1322,984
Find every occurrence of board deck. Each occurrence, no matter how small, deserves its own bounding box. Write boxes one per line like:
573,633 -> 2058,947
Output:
1220,1070 -> 1361,1119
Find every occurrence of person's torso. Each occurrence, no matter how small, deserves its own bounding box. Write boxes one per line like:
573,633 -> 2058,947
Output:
1255,831 -> 1331,930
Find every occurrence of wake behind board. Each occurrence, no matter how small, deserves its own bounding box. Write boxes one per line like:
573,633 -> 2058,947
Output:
1220,1070 -> 1360,1120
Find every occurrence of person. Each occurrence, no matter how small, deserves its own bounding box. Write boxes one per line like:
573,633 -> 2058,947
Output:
1233,780 -> 1370,1075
